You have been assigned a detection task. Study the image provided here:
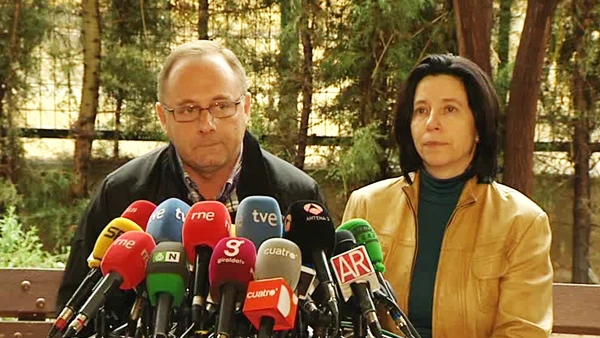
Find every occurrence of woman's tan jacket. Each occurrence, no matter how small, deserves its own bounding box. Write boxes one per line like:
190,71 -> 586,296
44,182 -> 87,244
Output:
342,172 -> 553,338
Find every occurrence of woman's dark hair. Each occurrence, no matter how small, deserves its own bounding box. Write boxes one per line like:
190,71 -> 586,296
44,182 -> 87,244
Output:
393,54 -> 499,183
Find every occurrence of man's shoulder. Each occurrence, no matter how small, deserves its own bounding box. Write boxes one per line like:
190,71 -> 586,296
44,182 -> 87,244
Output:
260,149 -> 318,185
103,144 -> 170,189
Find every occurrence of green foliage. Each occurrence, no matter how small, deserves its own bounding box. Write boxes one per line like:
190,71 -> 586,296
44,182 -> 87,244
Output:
0,206 -> 68,268
326,123 -> 385,199
17,165 -> 89,251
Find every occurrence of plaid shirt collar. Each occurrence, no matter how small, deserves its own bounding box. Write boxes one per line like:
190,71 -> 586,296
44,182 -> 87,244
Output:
176,145 -> 243,213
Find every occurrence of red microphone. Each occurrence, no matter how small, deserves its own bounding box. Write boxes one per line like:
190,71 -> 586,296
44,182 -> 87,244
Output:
243,278 -> 298,333
209,237 -> 256,338
121,200 -> 157,231
182,201 -> 231,334
62,231 -> 156,338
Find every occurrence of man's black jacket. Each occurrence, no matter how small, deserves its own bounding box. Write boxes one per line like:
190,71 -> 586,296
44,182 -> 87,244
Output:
57,131 -> 325,334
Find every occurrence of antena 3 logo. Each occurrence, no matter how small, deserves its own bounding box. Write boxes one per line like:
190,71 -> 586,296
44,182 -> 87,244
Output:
303,203 -> 323,215
247,288 -> 278,299
303,203 -> 330,222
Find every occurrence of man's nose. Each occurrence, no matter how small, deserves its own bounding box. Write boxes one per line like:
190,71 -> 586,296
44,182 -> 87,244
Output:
196,109 -> 217,133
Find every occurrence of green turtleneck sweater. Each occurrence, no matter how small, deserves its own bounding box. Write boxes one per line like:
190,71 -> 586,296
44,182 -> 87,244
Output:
408,170 -> 467,338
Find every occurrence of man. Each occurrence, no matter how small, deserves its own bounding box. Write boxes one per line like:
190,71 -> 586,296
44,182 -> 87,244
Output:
57,40 -> 325,335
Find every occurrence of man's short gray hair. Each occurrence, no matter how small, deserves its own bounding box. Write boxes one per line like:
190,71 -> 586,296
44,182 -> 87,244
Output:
157,40 -> 249,102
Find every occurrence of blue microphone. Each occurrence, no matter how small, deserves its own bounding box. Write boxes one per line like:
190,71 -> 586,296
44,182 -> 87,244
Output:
146,198 -> 190,243
235,196 -> 283,249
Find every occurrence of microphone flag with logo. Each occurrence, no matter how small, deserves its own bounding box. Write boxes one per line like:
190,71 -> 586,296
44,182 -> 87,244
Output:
235,196 -> 283,249
209,237 -> 257,338
121,200 -> 157,231
243,238 -> 302,333
146,198 -> 190,243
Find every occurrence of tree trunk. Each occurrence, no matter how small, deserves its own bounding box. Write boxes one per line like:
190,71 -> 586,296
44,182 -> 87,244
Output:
276,0 -> 300,161
503,0 -> 560,196
294,0 -> 313,170
570,0 -> 596,284
0,0 -> 21,182
198,0 -> 209,39
113,95 -> 122,159
572,116 -> 591,284
453,0 -> 493,75
71,0 -> 101,198
496,0 -> 513,105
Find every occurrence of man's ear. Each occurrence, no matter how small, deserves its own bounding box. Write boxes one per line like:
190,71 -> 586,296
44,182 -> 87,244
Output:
156,102 -> 168,132
242,92 -> 251,124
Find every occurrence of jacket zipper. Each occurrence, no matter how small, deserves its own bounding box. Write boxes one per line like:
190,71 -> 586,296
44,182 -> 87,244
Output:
430,198 -> 476,335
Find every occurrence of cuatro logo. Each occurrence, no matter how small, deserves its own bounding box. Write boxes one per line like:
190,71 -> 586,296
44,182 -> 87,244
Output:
247,288 -> 278,299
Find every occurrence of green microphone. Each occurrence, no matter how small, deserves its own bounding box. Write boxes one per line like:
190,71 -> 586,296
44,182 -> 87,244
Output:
146,241 -> 189,338
337,218 -> 385,273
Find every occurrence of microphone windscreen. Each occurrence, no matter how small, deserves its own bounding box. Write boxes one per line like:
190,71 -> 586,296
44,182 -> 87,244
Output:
89,217 -> 143,268
146,198 -> 190,243
182,201 -> 231,262
283,200 -> 335,264
101,231 -> 156,290
333,229 -> 357,255
208,237 -> 256,302
235,196 -> 283,249
121,200 -> 157,231
255,238 -> 302,290
338,218 -> 385,273
146,241 -> 189,307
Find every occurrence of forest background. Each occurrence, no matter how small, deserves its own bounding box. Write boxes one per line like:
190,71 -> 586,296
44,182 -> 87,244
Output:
0,0 -> 599,286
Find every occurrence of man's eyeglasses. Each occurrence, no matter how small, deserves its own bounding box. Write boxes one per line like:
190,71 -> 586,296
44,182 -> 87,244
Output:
161,94 -> 245,122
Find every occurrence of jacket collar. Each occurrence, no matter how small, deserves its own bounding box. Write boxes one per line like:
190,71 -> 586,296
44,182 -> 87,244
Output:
165,130 -> 273,203
402,170 -> 481,212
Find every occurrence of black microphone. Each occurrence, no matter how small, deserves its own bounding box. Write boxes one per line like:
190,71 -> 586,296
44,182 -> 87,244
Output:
283,200 -> 339,337
146,241 -> 189,338
331,230 -> 383,338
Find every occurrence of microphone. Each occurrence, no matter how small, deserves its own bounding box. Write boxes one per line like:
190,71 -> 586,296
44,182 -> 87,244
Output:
182,201 -> 231,336
121,200 -> 157,231
283,200 -> 339,337
209,237 -> 256,338
146,197 -> 190,243
235,196 -> 283,248
146,241 -> 189,338
331,230 -> 383,338
243,238 -> 302,337
48,218 -> 142,338
126,198 -> 188,337
339,219 -> 417,337
63,231 -> 156,337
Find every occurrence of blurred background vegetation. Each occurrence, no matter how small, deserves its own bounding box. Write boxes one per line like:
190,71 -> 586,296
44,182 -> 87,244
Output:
0,0 -> 598,285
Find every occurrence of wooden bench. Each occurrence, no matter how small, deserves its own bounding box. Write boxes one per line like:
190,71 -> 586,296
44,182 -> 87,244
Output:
1,269 -> 599,337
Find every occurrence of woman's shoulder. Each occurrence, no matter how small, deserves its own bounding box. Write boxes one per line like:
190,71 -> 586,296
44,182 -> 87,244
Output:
350,176 -> 409,200
487,181 -> 546,217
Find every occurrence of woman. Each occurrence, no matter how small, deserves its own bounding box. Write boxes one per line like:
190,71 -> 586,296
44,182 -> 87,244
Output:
342,54 -> 553,337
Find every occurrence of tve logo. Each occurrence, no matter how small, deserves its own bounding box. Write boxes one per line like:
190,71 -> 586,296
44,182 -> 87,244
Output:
330,245 -> 381,301
252,210 -> 278,226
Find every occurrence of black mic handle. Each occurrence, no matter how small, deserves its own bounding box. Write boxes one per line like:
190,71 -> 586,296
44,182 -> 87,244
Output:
95,306 -> 108,338
192,246 -> 212,335
153,292 -> 173,338
350,282 -> 383,338
351,312 -> 367,338
215,283 -> 238,338
257,316 -> 275,338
